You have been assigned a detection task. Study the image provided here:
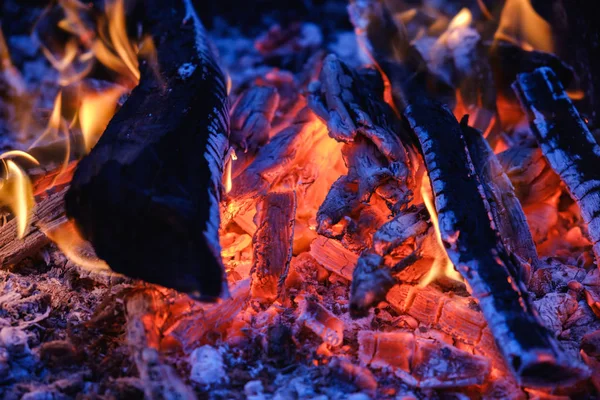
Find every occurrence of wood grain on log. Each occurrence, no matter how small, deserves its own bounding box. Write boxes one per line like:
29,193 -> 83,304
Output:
250,191 -> 296,302
462,121 -> 539,279
358,330 -> 491,388
513,67 -> 600,265
0,189 -> 66,268
65,0 -> 229,299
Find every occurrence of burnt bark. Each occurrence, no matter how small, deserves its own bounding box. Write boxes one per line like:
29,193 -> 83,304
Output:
513,67 -> 600,266
404,96 -> 589,386
65,0 -> 229,299
461,120 -> 539,279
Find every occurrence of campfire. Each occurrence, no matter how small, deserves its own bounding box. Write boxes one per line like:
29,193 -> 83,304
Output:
2,0 -> 600,397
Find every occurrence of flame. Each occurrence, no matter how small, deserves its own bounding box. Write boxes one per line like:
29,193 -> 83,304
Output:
223,148 -> 237,194
42,218 -> 111,272
494,0 -> 553,53
0,160 -> 35,238
418,175 -> 463,287
448,8 -> 472,31
94,0 -> 140,85
79,85 -> 126,153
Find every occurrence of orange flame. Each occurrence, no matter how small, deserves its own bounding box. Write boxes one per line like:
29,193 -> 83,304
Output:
42,218 -> 111,273
79,85 -> 126,153
418,175 -> 463,287
494,0 -> 554,53
94,0 -> 140,85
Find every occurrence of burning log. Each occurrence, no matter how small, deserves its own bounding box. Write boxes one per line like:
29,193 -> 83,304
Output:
462,122 -> 539,278
358,330 -> 491,388
250,190 -> 296,302
513,67 -> 600,265
65,0 -> 229,299
125,289 -> 195,399
404,97 -> 589,386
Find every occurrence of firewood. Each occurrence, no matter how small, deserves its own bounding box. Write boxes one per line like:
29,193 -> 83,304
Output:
230,85 -> 280,177
350,206 -> 430,317
513,67 -> 600,266
403,96 -> 589,386
230,85 -> 279,152
124,289 -> 196,400
65,0 -> 229,299
0,189 -> 66,268
297,298 -> 344,347
462,121 -> 539,279
308,54 -> 415,250
358,330 -> 491,388
309,236 -> 357,281
225,109 -> 325,224
250,190 -> 296,302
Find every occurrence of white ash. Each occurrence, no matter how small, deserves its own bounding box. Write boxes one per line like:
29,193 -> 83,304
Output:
244,380 -> 265,399
178,62 -> 197,79
189,345 -> 228,386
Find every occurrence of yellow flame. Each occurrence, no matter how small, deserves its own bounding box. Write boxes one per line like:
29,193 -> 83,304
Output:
418,175 -> 463,288
0,160 -> 35,238
42,218 -> 111,272
29,92 -> 72,186
448,8 -> 472,30
79,85 -> 126,153
0,151 -> 39,165
494,0 -> 553,53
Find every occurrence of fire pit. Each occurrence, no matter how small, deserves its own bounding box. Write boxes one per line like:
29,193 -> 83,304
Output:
2,0 -> 600,398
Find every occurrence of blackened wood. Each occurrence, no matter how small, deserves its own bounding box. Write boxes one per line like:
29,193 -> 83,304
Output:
350,206 -> 429,317
489,41 -> 573,104
65,0 -> 229,299
250,191 -> 296,302
308,55 -> 414,241
405,97 -> 589,387
513,67 -> 600,265
461,120 -> 539,280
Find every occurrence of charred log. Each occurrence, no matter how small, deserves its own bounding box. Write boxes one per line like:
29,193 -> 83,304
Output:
461,120 -> 539,279
65,0 -> 229,299
404,96 -> 589,386
513,67 -> 600,266
250,190 -> 296,302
